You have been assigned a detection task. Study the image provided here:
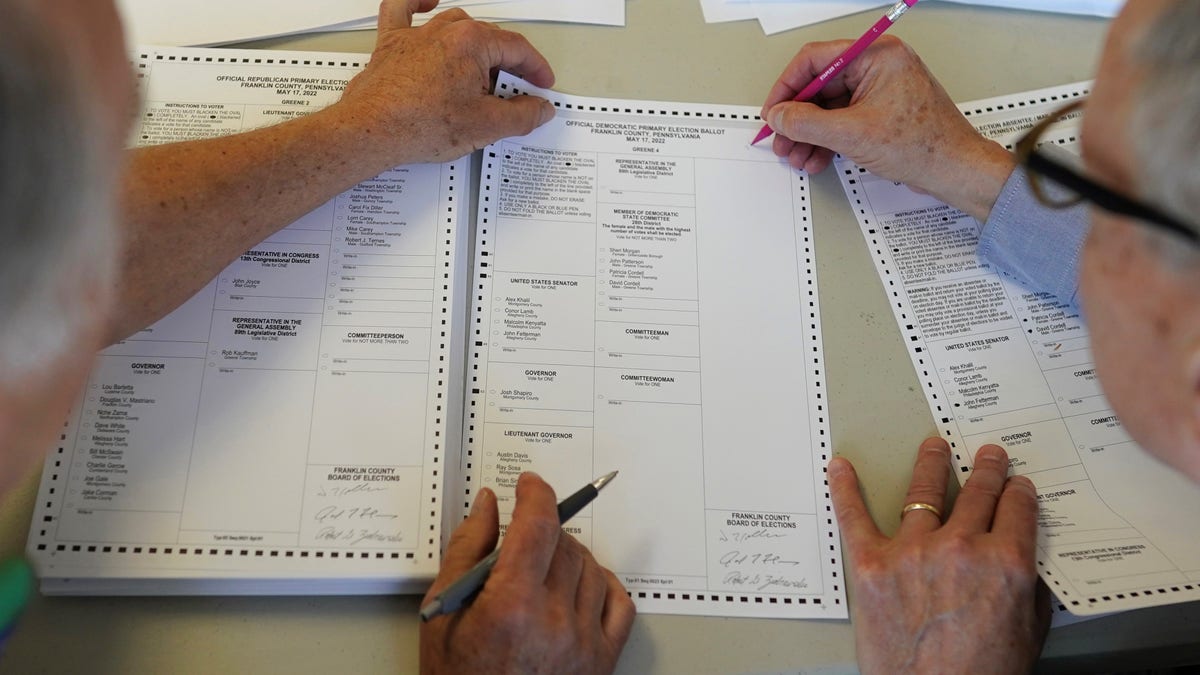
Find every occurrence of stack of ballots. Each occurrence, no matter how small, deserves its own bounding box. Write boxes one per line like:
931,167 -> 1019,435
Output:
117,0 -> 626,47
699,0 -> 1122,36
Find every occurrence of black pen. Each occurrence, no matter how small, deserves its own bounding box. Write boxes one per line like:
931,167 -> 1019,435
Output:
419,471 -> 618,622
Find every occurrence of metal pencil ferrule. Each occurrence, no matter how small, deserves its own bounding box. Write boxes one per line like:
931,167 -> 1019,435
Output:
886,0 -> 910,22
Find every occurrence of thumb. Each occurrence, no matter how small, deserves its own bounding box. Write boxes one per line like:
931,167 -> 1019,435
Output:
1033,580 -> 1053,645
377,0 -> 421,35
766,101 -> 863,158
481,95 -> 556,143
423,487 -> 500,601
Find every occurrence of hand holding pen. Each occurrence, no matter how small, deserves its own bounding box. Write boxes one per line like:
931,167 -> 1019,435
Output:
419,472 -> 635,675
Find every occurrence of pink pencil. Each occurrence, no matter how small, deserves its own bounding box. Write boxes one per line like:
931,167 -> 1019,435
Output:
751,0 -> 920,146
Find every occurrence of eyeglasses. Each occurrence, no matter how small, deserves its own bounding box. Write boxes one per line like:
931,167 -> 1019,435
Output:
1014,98 -> 1198,244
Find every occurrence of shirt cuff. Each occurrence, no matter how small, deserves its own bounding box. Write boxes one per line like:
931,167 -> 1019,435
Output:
977,163 -> 1089,306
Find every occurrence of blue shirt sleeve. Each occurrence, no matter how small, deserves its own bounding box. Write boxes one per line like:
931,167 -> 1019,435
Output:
977,158 -> 1090,306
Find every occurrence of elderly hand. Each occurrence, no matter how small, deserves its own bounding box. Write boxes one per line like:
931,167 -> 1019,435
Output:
332,0 -> 556,167
110,0 -> 555,344
830,438 -> 1050,674
760,37 -> 1014,221
420,473 -> 635,674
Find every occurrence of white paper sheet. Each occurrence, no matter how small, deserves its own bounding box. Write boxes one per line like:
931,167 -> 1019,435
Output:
700,0 -> 1120,34
754,1 -> 885,35
834,82 -> 1200,616
116,0 -> 625,46
115,0 -> 380,46
459,73 -> 846,619
937,0 -> 1120,17
28,47 -> 467,594
414,0 -> 625,26
699,0 -> 760,24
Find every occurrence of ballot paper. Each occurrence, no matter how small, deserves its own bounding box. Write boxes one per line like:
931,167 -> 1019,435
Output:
460,73 -> 844,618
834,82 -> 1200,616
29,48 -> 462,594
27,48 -> 845,619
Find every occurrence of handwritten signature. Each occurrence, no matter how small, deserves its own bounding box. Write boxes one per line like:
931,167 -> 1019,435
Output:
718,550 -> 802,568
723,571 -> 809,592
717,528 -> 787,544
316,482 -> 387,498
314,505 -> 399,523
315,526 -> 405,546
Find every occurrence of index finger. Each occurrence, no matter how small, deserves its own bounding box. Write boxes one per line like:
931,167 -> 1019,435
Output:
601,568 -> 636,651
478,27 -> 555,89
422,487 -> 500,602
492,472 -> 561,586
828,457 -> 884,558
761,40 -> 855,117
991,474 -> 1039,545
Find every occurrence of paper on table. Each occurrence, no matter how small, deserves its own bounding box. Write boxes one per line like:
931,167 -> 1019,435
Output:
698,0 -> 760,24
413,0 -> 626,26
115,0 -> 379,46
754,1 -> 885,35
696,0 -> 889,34
459,72 -> 847,619
116,0 -> 624,46
833,81 -> 1200,616
700,0 -> 1119,33
936,0 -> 1120,17
696,0 -> 887,32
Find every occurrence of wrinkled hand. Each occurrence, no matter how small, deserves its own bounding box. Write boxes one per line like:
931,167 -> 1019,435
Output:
332,0 -> 556,166
420,473 -> 636,674
830,438 -> 1050,674
760,37 -> 1014,220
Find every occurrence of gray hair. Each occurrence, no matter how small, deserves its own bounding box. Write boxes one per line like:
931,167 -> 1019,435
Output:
0,1 -> 117,381
1131,1 -> 1200,259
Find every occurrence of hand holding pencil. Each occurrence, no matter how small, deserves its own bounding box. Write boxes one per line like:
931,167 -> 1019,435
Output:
752,0 -> 920,146
758,34 -> 1018,222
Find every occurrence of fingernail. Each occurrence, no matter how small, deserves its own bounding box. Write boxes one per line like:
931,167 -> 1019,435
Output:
766,107 -> 780,130
1008,475 -> 1035,494
539,100 -> 555,125
470,487 -> 493,517
828,457 -> 849,476
979,444 -> 1006,461
923,437 -> 950,453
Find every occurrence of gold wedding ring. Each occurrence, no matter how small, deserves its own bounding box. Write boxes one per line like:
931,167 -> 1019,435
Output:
901,502 -> 942,520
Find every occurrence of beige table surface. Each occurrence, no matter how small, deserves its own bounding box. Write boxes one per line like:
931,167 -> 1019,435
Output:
4,1 -> 1200,673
